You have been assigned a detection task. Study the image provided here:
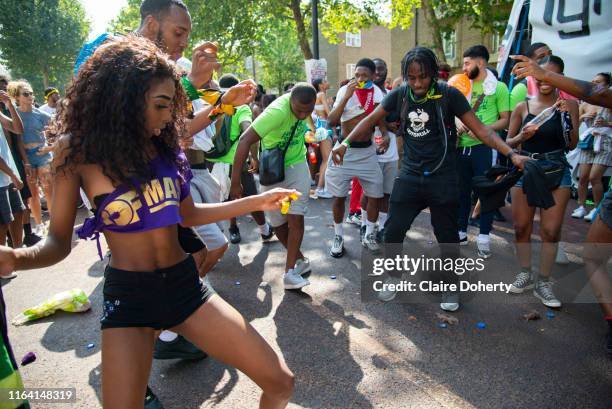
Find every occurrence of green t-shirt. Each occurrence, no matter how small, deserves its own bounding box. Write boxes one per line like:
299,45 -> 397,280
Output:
458,81 -> 510,148
207,105 -> 253,164
510,81 -> 528,111
251,94 -> 308,167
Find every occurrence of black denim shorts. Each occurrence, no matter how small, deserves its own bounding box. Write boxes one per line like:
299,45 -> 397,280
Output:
101,255 -> 215,330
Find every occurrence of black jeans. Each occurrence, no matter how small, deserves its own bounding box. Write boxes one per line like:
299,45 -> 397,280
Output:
384,173 -> 460,281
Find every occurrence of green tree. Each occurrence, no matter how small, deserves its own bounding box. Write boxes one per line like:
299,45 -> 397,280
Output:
424,0 -> 513,61
265,0 -> 422,59
109,0 -> 263,67
0,0 -> 90,93
257,19 -> 305,92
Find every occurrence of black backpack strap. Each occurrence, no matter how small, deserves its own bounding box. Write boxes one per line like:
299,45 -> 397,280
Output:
398,85 -> 409,138
282,121 -> 301,155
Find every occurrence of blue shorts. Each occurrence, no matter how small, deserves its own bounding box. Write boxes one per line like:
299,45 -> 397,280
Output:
514,165 -> 572,189
26,148 -> 52,169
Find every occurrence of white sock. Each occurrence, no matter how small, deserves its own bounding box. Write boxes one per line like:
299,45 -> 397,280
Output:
477,234 -> 490,243
378,212 -> 388,228
258,223 -> 270,235
366,220 -> 376,236
459,231 -> 467,240
334,223 -> 343,237
361,209 -> 367,226
159,330 -> 178,342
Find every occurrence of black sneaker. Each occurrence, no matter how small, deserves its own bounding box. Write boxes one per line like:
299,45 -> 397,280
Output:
153,335 -> 207,360
23,233 -> 42,247
144,386 -> 164,409
229,226 -> 241,244
261,224 -> 274,242
493,209 -> 506,222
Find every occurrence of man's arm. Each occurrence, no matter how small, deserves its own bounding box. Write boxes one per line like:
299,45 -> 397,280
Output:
230,127 -> 260,198
511,55 -> 612,108
459,110 -> 529,169
0,92 -> 23,135
331,105 -> 389,165
0,156 -> 22,190
328,81 -> 356,127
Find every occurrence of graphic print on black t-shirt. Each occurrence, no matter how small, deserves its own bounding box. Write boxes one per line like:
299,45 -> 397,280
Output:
406,108 -> 431,137
381,83 -> 471,175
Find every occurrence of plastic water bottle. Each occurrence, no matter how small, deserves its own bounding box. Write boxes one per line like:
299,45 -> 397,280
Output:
374,127 -> 383,145
527,106 -> 556,127
308,145 -> 317,164
374,127 -> 384,155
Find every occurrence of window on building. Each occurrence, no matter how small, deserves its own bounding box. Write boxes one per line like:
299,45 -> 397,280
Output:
345,31 -> 362,48
346,64 -> 356,80
443,31 -> 456,61
491,32 -> 502,55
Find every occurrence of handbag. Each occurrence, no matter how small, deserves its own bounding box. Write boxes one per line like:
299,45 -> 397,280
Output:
259,121 -> 300,186
577,133 -> 594,150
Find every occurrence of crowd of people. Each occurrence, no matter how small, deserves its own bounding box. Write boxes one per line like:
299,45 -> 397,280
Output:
0,0 -> 610,408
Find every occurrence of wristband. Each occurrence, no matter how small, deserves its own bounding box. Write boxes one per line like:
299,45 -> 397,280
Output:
341,139 -> 350,148
181,75 -> 200,101
506,150 -> 516,160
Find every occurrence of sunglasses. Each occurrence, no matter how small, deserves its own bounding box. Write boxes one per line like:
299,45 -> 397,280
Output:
21,92 -> 33,97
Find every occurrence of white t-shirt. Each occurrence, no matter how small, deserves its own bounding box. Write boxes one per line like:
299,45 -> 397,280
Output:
0,127 -> 19,188
39,104 -> 56,116
190,99 -> 216,152
333,84 -> 384,123
377,131 -> 399,163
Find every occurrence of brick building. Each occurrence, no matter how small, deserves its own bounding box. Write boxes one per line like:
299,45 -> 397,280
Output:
320,11 -> 502,95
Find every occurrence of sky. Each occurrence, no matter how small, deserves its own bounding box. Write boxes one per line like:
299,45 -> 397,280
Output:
80,0 -> 128,40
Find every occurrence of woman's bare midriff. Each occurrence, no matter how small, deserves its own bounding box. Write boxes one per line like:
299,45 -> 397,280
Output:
103,226 -> 187,271
79,163 -> 188,272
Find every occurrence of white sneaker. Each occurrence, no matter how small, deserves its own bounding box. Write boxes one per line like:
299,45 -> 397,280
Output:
330,235 -> 344,258
476,237 -> 491,259
283,270 -> 310,290
440,292 -> 460,312
571,206 -> 587,219
555,246 -> 569,265
584,208 -> 597,222
294,258 -> 311,276
377,276 -> 401,302
362,232 -> 380,252
315,188 -> 333,199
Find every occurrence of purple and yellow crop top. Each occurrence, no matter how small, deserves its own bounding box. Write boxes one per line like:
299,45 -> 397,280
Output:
77,155 -> 192,259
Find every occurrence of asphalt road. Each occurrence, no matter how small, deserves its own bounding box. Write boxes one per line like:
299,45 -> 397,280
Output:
2,196 -> 611,409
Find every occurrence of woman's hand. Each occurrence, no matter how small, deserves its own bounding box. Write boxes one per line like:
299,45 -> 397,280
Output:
556,99 -> 570,113
36,145 -> 53,155
520,123 -> 539,142
256,189 -> 300,212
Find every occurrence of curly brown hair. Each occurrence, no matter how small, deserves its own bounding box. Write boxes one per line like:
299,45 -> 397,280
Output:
52,35 -> 189,185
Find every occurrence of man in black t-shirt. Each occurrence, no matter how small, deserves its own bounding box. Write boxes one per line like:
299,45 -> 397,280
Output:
333,47 -> 528,312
